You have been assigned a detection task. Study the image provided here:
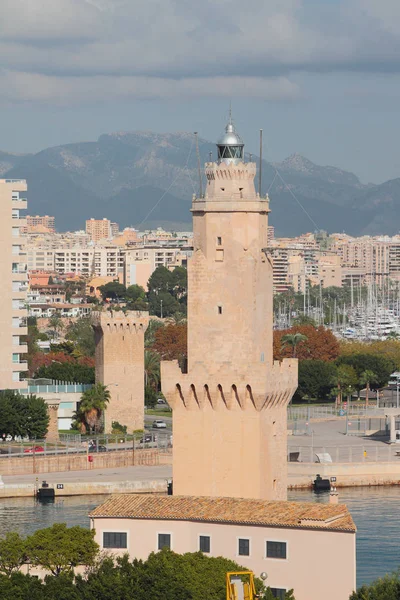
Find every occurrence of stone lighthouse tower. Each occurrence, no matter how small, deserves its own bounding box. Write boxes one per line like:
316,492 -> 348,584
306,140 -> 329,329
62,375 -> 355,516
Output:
161,118 -> 298,501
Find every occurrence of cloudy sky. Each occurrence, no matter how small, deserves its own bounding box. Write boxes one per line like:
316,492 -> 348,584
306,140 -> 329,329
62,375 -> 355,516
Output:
2,0 -> 400,182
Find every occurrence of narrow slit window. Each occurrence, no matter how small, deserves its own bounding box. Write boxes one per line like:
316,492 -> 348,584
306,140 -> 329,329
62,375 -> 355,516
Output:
218,305 -> 222,315
217,236 -> 222,246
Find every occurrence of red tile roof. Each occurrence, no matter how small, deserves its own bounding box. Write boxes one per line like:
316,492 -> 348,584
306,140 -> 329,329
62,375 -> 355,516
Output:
89,495 -> 356,533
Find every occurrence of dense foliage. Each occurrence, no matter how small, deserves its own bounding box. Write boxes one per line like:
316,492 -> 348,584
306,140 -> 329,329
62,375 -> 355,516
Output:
0,391 -> 49,439
295,360 -> 337,401
72,384 -> 110,433
0,545 -> 295,600
274,325 -> 340,362
147,266 -> 187,317
350,571 -> 400,599
152,323 -> 187,364
34,360 -> 95,384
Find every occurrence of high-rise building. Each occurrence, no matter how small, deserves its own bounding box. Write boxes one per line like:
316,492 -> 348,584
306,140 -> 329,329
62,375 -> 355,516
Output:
161,119 -> 298,501
86,218 -> 112,242
0,179 -> 28,390
25,215 -> 55,233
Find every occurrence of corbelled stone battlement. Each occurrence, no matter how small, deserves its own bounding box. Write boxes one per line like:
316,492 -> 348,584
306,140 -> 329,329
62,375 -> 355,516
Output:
205,161 -> 257,181
92,310 -> 149,333
161,358 -> 298,411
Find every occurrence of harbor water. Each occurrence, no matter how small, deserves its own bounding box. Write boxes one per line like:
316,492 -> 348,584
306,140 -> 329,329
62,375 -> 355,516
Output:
0,488 -> 399,588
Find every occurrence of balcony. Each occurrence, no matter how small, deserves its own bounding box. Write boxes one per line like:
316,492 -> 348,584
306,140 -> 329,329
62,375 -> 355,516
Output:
12,200 -> 27,210
13,361 -> 28,371
14,344 -> 28,354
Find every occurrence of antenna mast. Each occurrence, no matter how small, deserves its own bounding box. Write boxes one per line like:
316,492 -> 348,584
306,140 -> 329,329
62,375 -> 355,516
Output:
194,132 -> 203,198
259,129 -> 263,197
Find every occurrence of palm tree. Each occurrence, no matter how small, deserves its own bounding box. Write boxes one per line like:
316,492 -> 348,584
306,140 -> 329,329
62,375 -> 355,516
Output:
78,384 -> 111,433
145,319 -> 165,348
335,364 -> 358,406
359,370 -> 377,407
144,351 -> 161,389
48,312 -> 64,341
281,333 -> 307,358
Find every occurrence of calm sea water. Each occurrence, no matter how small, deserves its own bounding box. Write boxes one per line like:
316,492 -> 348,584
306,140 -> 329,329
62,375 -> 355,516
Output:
289,487 -> 400,587
0,489 -> 399,588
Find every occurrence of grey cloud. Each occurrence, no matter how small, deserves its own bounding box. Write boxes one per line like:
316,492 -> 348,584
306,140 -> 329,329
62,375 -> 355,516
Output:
3,0 -> 400,103
0,70 -> 300,104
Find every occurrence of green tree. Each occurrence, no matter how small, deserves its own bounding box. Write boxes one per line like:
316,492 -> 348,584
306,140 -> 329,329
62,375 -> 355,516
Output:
359,369 -> 378,406
147,266 -> 172,295
98,282 -> 127,302
145,350 -> 160,389
336,353 -> 394,390
350,571 -> 400,599
26,524 -> 99,576
35,362 -> 95,384
263,589 -> 295,600
48,313 -> 64,341
335,364 -> 358,404
170,266 -> 188,303
145,385 -> 158,409
292,314 -> 317,327
65,317 -> 96,357
76,383 -> 111,433
145,319 -> 165,348
148,291 -> 181,318
295,360 -> 337,402
0,572 -> 44,600
0,392 -> 49,439
0,533 -> 26,577
20,394 -> 50,439
125,284 -> 146,302
281,333 -> 308,358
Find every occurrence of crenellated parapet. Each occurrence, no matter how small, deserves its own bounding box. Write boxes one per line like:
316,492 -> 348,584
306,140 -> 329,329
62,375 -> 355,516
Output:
161,359 -> 298,412
205,161 -> 257,182
91,310 -> 149,334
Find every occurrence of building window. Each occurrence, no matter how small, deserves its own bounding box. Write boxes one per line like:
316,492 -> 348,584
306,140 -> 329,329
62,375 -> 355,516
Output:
199,535 -> 210,553
238,538 -> 250,556
218,305 -> 222,315
12,354 -> 19,364
267,541 -> 287,559
158,533 -> 171,550
217,236 -> 222,246
103,532 -> 127,549
270,589 -> 286,599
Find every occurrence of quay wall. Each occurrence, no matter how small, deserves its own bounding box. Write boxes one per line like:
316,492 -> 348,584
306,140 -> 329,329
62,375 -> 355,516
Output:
288,461 -> 400,489
0,449 -> 172,476
0,478 -> 168,499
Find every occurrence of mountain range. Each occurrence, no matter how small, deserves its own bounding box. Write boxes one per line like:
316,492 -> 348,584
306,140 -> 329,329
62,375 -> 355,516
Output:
1,131 -> 398,237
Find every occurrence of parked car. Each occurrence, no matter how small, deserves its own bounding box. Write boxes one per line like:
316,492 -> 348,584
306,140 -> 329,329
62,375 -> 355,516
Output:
139,434 -> 154,444
152,420 -> 167,429
157,398 -> 167,405
88,444 -> 107,453
24,446 -> 44,454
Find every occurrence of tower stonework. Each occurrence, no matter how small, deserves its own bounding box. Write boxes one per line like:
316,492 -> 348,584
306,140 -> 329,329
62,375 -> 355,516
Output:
92,311 -> 149,433
161,120 -> 298,501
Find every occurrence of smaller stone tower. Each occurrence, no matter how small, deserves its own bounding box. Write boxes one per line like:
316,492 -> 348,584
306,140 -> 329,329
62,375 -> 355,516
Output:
92,310 -> 149,433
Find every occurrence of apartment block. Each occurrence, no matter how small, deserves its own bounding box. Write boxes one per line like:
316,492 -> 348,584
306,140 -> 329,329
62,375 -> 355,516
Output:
25,215 -> 55,233
0,179 -> 28,390
86,218 -> 112,242
124,246 -> 193,289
